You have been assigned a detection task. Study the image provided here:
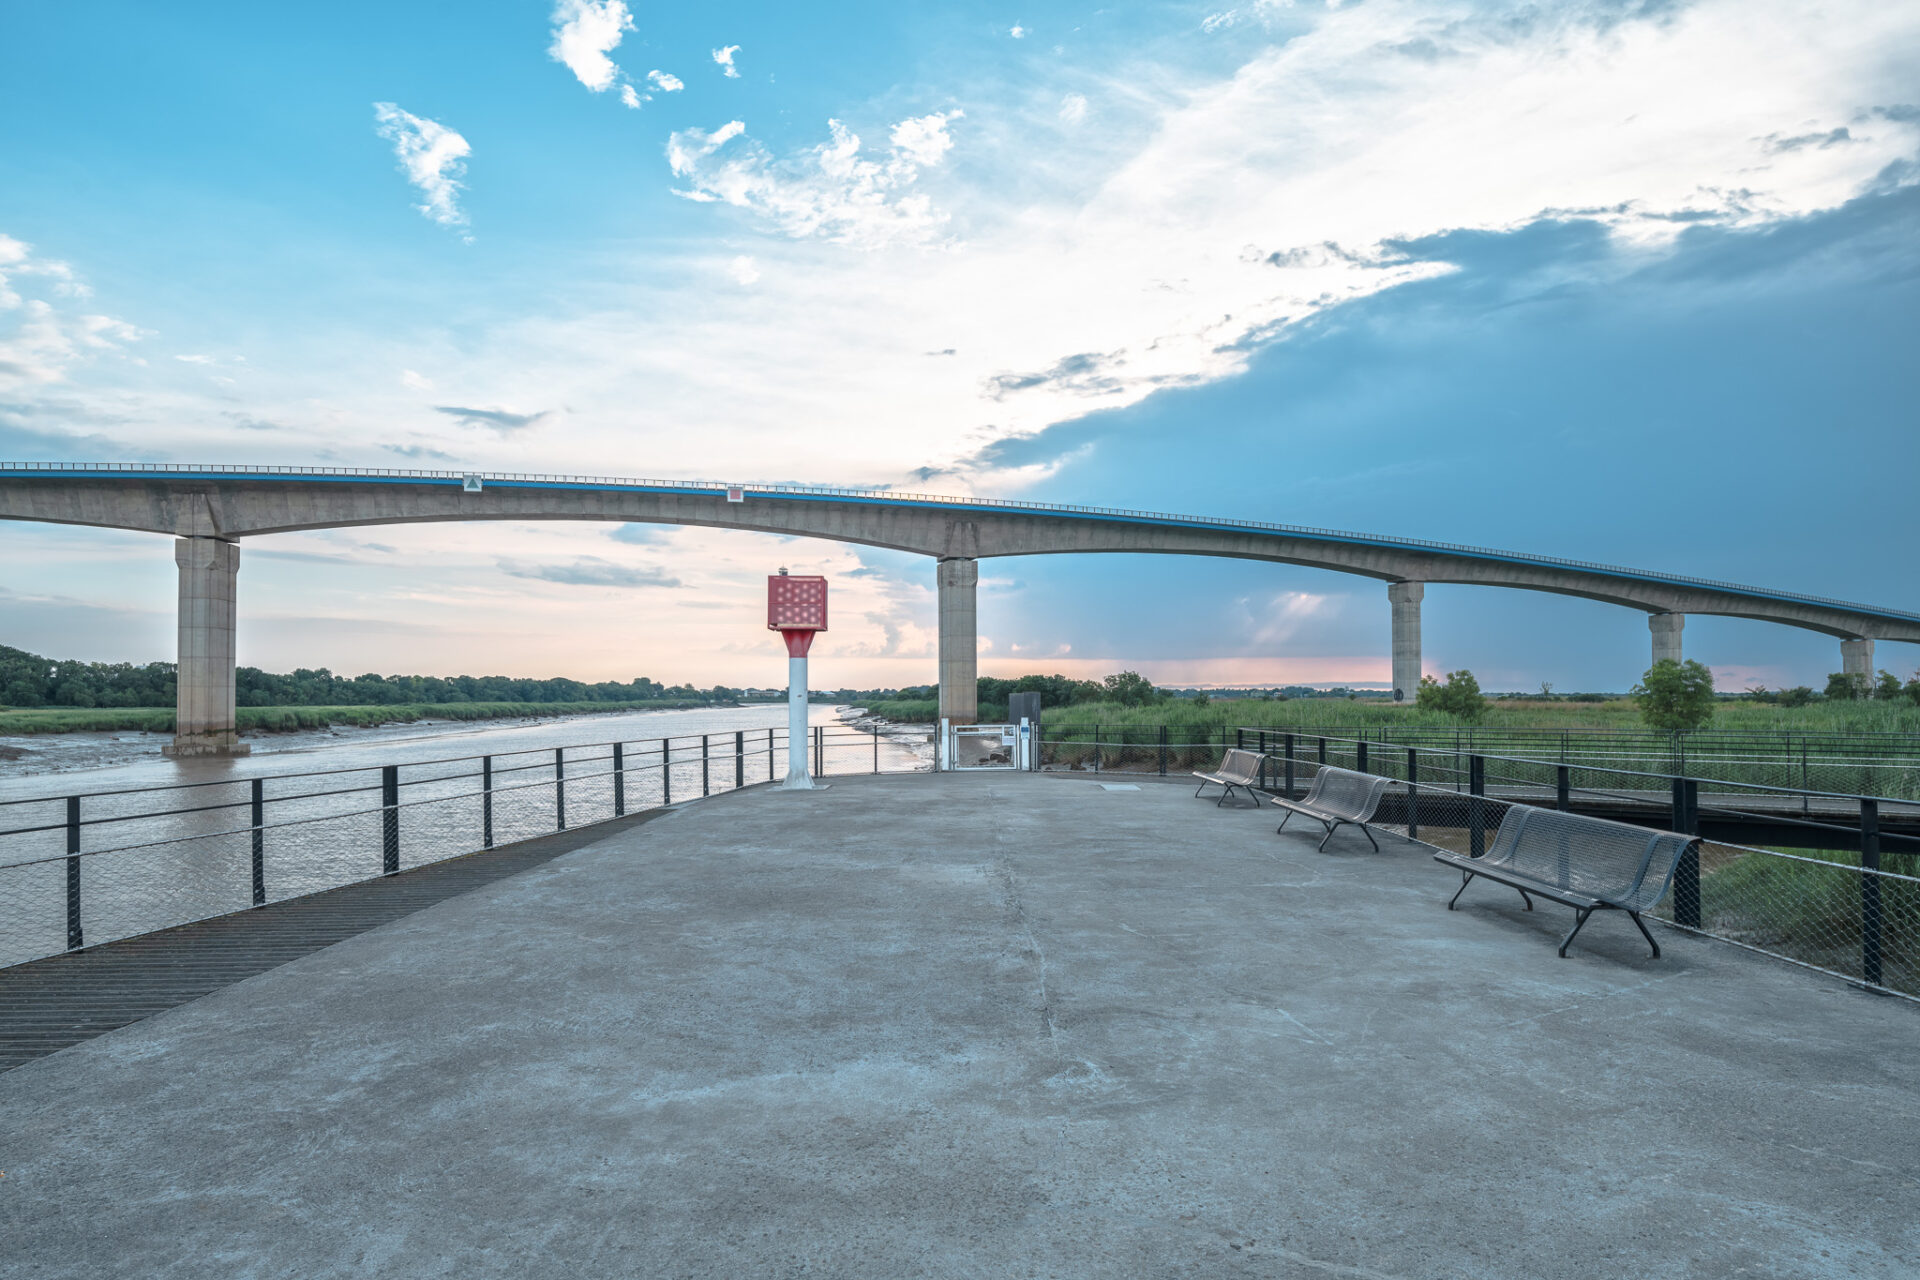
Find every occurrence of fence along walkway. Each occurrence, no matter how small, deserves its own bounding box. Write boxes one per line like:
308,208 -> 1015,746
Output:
0,725 -> 922,972
1037,727 -> 1920,1002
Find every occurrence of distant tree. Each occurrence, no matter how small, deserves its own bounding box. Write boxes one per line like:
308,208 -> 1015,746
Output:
1874,670 -> 1903,700
1191,691 -> 1210,706
1824,671 -> 1868,702
1906,675 -> 1920,707
1633,659 -> 1716,734
1777,685 -> 1817,708
1745,685 -> 1776,704
1415,670 -> 1487,721
1538,681 -> 1554,699
1100,670 -> 1161,707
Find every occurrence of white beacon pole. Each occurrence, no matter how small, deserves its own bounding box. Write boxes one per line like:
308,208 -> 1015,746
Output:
768,568 -> 827,791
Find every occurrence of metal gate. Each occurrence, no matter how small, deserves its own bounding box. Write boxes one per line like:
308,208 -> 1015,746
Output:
938,721 -> 1034,771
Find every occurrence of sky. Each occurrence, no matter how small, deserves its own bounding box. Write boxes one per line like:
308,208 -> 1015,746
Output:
1,0 -> 1916,694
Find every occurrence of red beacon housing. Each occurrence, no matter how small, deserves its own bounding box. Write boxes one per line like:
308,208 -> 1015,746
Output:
767,574 -> 828,657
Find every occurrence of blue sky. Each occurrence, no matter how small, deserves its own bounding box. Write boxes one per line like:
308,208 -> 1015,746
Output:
1,0 -> 1916,692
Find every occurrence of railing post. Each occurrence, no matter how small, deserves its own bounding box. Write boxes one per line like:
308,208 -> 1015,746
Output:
1318,736 -> 1328,766
1861,798 -> 1883,988
701,734 -> 710,797
873,724 -> 880,774
1406,748 -> 1419,840
814,725 -> 824,776
736,730 -> 745,788
554,748 -> 567,830
1283,733 -> 1295,800
613,742 -> 626,815
482,755 -> 494,848
1671,776 -> 1701,928
1158,725 -> 1168,776
250,778 -> 266,905
381,764 -> 400,875
1093,724 -> 1101,773
1356,740 -> 1368,774
65,795 -> 82,951
1556,765 -> 1570,812
1236,727 -> 1245,750
1468,755 -> 1485,859
662,739 -> 672,805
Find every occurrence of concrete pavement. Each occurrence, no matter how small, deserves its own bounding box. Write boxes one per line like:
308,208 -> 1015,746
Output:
2,772 -> 1916,1278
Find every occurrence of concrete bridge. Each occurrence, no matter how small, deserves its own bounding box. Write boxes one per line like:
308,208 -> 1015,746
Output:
3,461 -> 1917,756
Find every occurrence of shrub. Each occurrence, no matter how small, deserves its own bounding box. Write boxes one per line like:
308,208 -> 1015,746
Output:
1633,659 -> 1716,734
1415,669 -> 1487,721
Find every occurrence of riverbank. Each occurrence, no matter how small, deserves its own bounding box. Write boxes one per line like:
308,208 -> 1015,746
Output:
0,702 -> 811,783
0,698 -> 769,737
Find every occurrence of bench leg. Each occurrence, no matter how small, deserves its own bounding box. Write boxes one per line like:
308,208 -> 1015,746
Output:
1194,780 -> 1211,798
1516,887 -> 1534,912
1628,911 -> 1661,959
1316,820 -> 1339,852
1448,870 -> 1474,910
1277,811 -> 1292,834
1359,824 -> 1379,853
1557,907 -> 1594,958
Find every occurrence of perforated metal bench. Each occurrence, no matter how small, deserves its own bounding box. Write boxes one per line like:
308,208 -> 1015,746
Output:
1192,748 -> 1267,807
1271,766 -> 1392,851
1434,805 -> 1698,958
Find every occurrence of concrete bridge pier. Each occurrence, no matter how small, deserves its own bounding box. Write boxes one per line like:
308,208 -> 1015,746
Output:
165,536 -> 249,758
1841,637 -> 1875,690
937,558 -> 979,724
1649,612 -> 1684,668
1388,581 -> 1423,702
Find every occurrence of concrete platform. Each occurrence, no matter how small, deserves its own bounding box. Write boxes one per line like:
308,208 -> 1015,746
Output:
2,773 -> 1916,1278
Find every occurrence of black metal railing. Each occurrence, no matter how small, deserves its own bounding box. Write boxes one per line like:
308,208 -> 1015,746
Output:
0,724 -> 929,969
1036,727 -> 1920,1001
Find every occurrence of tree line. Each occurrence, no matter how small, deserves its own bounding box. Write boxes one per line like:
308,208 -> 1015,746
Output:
0,645 -> 739,710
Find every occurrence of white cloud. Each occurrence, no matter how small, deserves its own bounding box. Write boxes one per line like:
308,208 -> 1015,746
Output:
372,103 -> 472,236
619,84 -> 643,109
648,69 -> 684,92
548,0 -> 633,93
0,234 -> 143,388
666,112 -> 963,248
400,369 -> 435,391
1010,25 -> 1027,39
1059,93 -> 1088,125
726,255 -> 761,285
712,45 -> 741,78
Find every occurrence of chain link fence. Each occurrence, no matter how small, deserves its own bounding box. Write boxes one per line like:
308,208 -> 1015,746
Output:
0,725 -> 931,970
1038,726 -> 1920,1001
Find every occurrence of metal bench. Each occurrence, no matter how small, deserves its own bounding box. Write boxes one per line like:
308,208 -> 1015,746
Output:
1434,805 -> 1698,958
1271,766 -> 1392,851
1192,748 -> 1267,807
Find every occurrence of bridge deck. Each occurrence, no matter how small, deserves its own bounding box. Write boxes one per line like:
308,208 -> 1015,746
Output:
2,773 -> 1915,1277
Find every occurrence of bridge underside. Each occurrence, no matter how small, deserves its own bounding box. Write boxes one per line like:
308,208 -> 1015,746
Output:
1,472 -> 1915,755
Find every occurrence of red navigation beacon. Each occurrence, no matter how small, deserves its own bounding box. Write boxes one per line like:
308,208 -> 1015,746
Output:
768,573 -> 828,657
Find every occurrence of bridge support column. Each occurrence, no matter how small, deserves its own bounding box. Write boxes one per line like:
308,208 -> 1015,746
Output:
1649,612 -> 1684,667
1841,638 -> 1874,690
1388,582 -> 1423,702
165,537 -> 249,758
937,558 -> 978,725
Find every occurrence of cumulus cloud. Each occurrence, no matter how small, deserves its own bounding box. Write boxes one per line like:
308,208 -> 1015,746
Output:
648,69 -> 684,92
726,255 -> 761,285
433,405 -> 550,432
0,235 -> 143,389
666,111 -> 964,247
1010,25 -> 1027,39
372,103 -> 472,235
712,45 -> 740,77
548,0 -> 633,93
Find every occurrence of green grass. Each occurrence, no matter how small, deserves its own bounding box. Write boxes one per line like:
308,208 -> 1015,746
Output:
0,700 -> 720,736
1037,697 -> 1920,736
